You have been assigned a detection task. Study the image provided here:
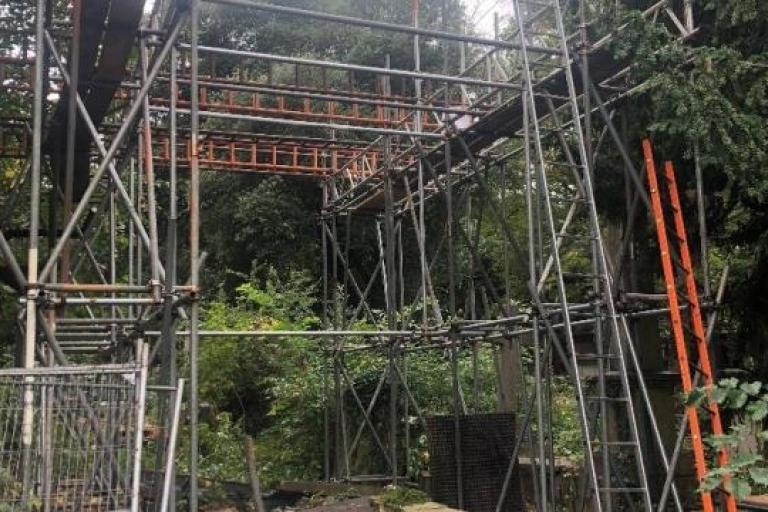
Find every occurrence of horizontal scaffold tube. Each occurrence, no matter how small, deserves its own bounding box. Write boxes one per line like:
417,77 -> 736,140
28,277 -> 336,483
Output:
203,0 -> 559,54
179,44 -> 521,91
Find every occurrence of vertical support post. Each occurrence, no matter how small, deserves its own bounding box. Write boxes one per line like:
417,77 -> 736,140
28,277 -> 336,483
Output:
140,39 -> 162,301
41,314 -> 54,512
61,0 -> 81,283
244,435 -> 266,512
110,184 -> 118,346
160,380 -> 185,512
22,0 -> 47,503
693,141 -> 710,297
683,0 -> 694,33
524,81 -> 548,510
321,183 -> 331,481
383,135 -> 398,482
129,157 -> 136,318
161,44 -> 179,388
159,43 -> 180,512
131,343 -> 149,512
189,0 -> 201,509
412,0 -> 427,329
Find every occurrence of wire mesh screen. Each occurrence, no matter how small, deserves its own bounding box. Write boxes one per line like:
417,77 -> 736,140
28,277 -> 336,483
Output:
0,364 -> 144,511
426,413 -> 524,512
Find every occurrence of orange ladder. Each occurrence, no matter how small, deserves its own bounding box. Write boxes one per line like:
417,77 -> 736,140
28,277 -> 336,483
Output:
642,139 -> 736,512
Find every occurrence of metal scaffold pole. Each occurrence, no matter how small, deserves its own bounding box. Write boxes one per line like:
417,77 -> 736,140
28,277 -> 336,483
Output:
189,0 -> 202,508
0,0 -> 711,507
21,0 -> 47,503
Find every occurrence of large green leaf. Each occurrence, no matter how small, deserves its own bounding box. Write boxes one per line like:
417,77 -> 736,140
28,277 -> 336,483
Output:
749,466 -> 768,486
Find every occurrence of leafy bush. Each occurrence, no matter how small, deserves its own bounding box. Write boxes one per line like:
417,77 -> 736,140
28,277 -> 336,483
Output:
380,486 -> 429,510
690,378 -> 768,498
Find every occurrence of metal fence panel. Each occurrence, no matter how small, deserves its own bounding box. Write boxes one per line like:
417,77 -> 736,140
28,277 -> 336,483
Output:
0,364 -> 146,512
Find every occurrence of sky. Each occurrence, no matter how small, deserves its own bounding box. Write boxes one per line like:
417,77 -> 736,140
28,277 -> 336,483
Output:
463,0 -> 514,36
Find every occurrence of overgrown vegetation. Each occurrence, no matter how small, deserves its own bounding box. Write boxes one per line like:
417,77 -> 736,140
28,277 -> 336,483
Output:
689,379 -> 768,498
379,486 -> 429,510
3,0 -> 768,504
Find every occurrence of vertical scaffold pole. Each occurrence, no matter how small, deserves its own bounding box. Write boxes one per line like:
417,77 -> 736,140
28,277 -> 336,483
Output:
21,0 -> 47,503
189,0 -> 201,509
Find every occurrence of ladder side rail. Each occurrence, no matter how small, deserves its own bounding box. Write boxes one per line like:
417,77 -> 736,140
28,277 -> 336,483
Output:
642,140 -> 714,512
663,160 -> 737,512
551,0 -> 653,507
510,2 -> 603,510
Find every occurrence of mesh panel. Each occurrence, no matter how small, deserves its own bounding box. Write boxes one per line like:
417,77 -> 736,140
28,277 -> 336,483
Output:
0,364 -> 143,511
426,413 -> 524,512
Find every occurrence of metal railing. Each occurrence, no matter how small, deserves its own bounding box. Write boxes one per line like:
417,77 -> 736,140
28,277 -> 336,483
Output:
0,362 -> 147,512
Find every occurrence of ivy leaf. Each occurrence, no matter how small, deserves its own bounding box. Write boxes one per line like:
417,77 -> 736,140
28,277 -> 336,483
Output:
747,401 -> 768,422
728,453 -> 763,470
749,466 -> 768,486
741,381 -> 763,396
713,386 -> 730,404
727,477 -> 752,499
720,378 -> 740,389
729,389 -> 749,409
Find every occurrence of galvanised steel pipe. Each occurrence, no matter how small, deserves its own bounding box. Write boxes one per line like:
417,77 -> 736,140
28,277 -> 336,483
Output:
158,106 -> 446,139
45,31 -> 168,284
143,329 -> 442,337
21,297 -> 157,305
204,0 -> 559,54
41,283 -> 150,293
179,44 -> 521,91
37,16 -> 184,283
56,317 -> 138,324
0,229 -> 25,289
189,1 -> 202,508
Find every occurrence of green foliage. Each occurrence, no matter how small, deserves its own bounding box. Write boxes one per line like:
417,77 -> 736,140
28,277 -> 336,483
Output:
380,486 -> 429,510
693,379 -> 768,498
193,268 -> 328,486
178,412 -> 249,483
602,0 -> 768,373
198,268 -> 319,432
549,377 -> 583,460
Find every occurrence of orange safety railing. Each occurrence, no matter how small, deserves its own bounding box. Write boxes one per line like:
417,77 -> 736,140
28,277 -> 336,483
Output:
152,136 -> 383,178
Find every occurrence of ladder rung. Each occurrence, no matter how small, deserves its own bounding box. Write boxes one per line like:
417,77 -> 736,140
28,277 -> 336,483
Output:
592,441 -> 639,447
681,323 -> 696,335
534,91 -> 571,101
532,61 -> 566,69
688,362 -> 711,380
682,325 -> 705,342
526,31 -> 557,38
549,196 -> 590,205
599,487 -> 647,493
545,160 -> 583,169
556,233 -> 597,240
576,353 -> 619,360
586,396 -> 629,402
563,272 -> 604,280
669,255 -> 690,272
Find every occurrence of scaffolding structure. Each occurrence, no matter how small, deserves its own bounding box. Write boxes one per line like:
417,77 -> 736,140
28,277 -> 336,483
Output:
0,0 -> 734,510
